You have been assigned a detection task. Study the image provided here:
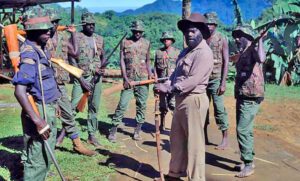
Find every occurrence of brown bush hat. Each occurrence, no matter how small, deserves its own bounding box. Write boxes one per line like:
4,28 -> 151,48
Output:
177,12 -> 210,40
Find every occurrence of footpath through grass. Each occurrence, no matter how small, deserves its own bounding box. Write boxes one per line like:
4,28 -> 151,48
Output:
0,84 -> 125,181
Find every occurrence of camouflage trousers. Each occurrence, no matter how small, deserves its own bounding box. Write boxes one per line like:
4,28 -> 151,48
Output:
205,78 -> 229,131
159,92 -> 175,116
21,101 -> 57,181
57,84 -> 78,137
111,76 -> 149,127
71,75 -> 102,136
236,98 -> 261,165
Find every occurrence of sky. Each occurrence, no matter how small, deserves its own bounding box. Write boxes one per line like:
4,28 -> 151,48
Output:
59,0 -> 156,8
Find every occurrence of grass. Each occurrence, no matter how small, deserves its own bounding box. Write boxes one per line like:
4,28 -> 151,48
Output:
0,85 -> 17,104
224,81 -> 300,102
0,83 -> 125,181
1,80 -> 299,180
254,124 -> 279,132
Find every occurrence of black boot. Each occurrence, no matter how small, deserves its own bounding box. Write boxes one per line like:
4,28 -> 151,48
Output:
133,123 -> 142,141
160,114 -> 166,132
108,126 -> 117,143
55,127 -> 66,147
87,135 -> 103,148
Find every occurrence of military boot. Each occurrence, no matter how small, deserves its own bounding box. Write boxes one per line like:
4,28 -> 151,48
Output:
73,137 -> 98,156
133,123 -> 143,141
108,126 -> 118,143
87,135 -> 103,148
160,114 -> 166,131
55,127 -> 66,147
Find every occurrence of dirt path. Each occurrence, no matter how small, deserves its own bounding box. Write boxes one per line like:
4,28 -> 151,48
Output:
104,93 -> 300,181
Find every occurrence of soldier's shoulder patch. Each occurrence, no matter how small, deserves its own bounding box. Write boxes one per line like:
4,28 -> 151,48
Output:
22,58 -> 36,64
20,44 -> 35,53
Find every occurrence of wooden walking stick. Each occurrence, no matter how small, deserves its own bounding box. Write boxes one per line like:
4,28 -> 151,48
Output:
154,94 -> 164,181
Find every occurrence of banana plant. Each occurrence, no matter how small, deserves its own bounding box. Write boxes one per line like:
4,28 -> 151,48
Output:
255,0 -> 300,85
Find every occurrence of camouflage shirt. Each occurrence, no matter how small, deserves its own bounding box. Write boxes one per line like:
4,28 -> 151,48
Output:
207,31 -> 225,79
77,31 -> 103,77
46,31 -> 70,84
155,46 -> 180,78
123,37 -> 150,80
235,46 -> 265,98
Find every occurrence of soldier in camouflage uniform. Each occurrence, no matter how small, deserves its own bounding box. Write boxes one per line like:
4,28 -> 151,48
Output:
46,9 -> 97,156
204,12 -> 229,149
71,12 -> 106,147
12,8 -> 60,180
108,20 -> 154,142
232,24 -> 266,178
154,31 -> 180,131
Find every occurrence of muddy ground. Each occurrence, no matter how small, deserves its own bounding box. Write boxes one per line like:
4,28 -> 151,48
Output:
104,92 -> 300,181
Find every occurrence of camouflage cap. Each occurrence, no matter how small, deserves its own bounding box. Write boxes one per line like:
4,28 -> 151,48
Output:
232,24 -> 255,41
23,7 -> 53,30
204,12 -> 219,25
81,12 -> 96,24
47,8 -> 61,22
130,20 -> 145,32
160,31 -> 175,43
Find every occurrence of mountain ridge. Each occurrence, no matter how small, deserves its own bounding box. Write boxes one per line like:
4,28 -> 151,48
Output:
116,0 -> 271,25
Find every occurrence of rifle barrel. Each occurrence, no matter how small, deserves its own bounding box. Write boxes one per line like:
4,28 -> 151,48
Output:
106,32 -> 128,60
44,140 -> 66,181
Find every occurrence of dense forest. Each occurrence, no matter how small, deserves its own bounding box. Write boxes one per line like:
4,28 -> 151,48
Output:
42,0 -> 300,85
2,0 -> 300,85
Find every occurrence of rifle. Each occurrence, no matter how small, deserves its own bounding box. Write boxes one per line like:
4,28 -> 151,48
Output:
16,24 -> 86,36
0,73 -> 13,81
229,19 -> 277,63
103,77 -> 169,96
76,32 -> 128,112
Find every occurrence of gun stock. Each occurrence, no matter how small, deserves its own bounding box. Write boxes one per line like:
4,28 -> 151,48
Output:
103,83 -> 124,96
76,92 -> 89,112
103,78 -> 168,96
4,24 -> 20,73
17,25 -> 84,35
50,58 -> 83,79
3,24 -> 40,117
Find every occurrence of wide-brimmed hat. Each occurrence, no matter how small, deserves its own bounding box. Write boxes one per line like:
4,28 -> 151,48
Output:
160,31 -> 175,43
204,12 -> 219,25
81,12 -> 96,24
177,12 -> 210,40
23,7 -> 53,30
47,8 -> 61,22
130,20 -> 145,32
232,24 -> 255,41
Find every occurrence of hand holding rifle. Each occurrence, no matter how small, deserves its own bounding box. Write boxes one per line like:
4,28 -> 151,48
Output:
76,32 -> 128,112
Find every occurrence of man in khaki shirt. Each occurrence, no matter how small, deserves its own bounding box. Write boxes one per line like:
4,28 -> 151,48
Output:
155,12 -> 213,181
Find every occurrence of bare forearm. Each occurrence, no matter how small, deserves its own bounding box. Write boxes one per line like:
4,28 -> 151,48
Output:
258,38 -> 266,63
120,53 -> 129,81
100,43 -> 106,62
68,32 -> 79,58
221,38 -> 229,85
15,85 -> 40,124
146,46 -> 152,76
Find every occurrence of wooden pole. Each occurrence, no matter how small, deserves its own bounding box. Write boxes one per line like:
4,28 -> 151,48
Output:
182,0 -> 191,48
154,94 -> 164,181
